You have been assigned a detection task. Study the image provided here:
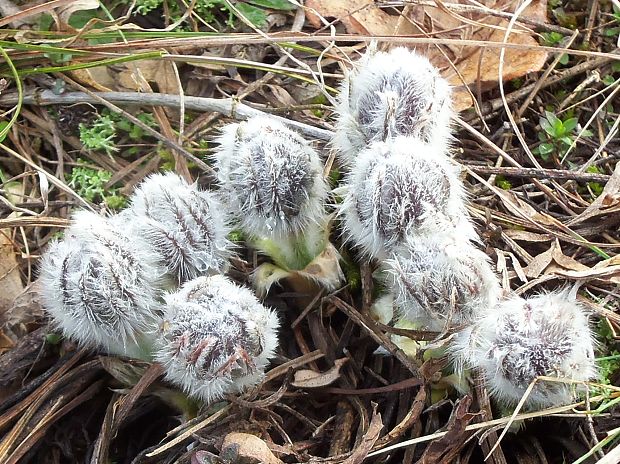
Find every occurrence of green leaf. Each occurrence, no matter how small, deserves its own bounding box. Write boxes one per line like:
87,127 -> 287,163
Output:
540,116 -> 555,136
588,182 -> 604,197
581,129 -> 593,137
0,120 -> 8,143
247,0 -> 296,11
544,110 -> 561,127
495,175 -> 512,190
45,333 -> 63,345
553,118 -> 565,136
559,53 -> 569,65
536,143 -> 555,158
235,3 -> 267,27
68,9 -> 103,29
563,117 -> 578,132
560,136 -> 573,146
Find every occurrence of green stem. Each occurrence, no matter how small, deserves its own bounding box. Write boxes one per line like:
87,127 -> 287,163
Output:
9,50 -> 163,77
0,44 -> 22,141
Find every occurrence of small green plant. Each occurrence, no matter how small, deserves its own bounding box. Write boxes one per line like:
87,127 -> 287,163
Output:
79,109 -> 157,155
534,110 -> 591,161
494,175 -> 512,190
603,4 -> 620,40
79,113 -> 118,155
596,320 -> 620,386
540,31 -> 564,46
122,0 -> 295,29
68,162 -> 126,209
585,166 -> 605,198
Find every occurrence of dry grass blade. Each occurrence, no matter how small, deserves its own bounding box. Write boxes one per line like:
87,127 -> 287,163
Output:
146,405 -> 232,457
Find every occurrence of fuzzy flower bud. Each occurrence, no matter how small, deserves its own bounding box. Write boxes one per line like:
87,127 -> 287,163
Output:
214,116 -> 328,239
452,291 -> 597,407
39,211 -> 161,359
334,46 -> 452,166
126,172 -> 232,284
386,233 -> 500,331
155,275 -> 279,403
340,137 -> 473,260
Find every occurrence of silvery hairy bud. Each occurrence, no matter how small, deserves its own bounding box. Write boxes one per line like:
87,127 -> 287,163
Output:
39,211 -> 161,359
155,275 -> 279,403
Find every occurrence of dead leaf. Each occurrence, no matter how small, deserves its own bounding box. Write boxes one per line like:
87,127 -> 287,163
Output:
494,188 -> 560,229
504,229 -> 552,242
295,243 -> 344,289
305,0 -> 417,36
524,240 -> 620,284
419,395 -> 476,464
554,264 -> 620,285
0,230 -> 23,316
71,60 -> 180,95
524,239 -> 590,278
401,0 -> 548,111
567,162 -> 620,226
221,433 -> 283,464
550,242 -> 589,272
99,356 -> 150,386
292,357 -> 348,388
343,404 -> 383,464
310,0 -> 548,111
57,0 -> 100,23
523,241 -> 556,278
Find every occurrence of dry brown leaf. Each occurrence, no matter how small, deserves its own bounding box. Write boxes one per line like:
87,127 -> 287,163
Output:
342,404 -> 383,464
292,357 -> 348,388
57,0 -> 100,23
524,240 -> 619,284
523,243 -> 554,278
567,162 -> 620,226
309,0 -> 548,111
71,60 -> 180,95
69,67 -> 115,92
305,0 -> 417,36
550,242 -> 589,272
221,433 -> 283,464
495,188 -> 559,229
402,0 -> 548,111
504,229 -> 552,242
419,395 -> 476,463
295,242 -> 343,285
0,231 -> 23,316
524,240 -> 589,278
554,265 -> 620,285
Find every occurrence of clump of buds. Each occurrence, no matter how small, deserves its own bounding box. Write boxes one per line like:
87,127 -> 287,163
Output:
340,137 -> 471,260
334,46 -> 452,167
39,211 -> 161,359
452,291 -> 597,407
386,232 -> 500,331
215,116 -> 342,294
124,172 -> 232,284
154,275 -> 279,403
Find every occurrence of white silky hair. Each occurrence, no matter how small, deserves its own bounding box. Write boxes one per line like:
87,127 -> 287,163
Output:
123,172 -> 233,284
339,137 -> 475,261
385,231 -> 500,332
39,211 -> 161,359
333,46 -> 453,168
154,275 -> 280,403
451,290 -> 598,408
213,115 -> 328,239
